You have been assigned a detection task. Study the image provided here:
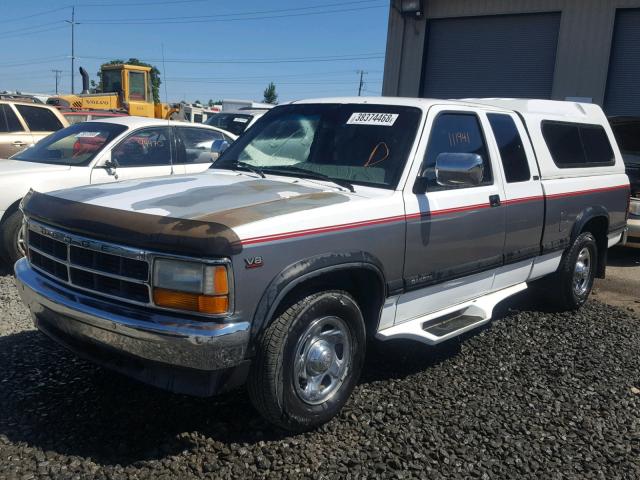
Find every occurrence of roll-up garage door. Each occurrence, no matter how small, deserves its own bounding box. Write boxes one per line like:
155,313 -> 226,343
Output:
604,9 -> 640,116
421,13 -> 561,99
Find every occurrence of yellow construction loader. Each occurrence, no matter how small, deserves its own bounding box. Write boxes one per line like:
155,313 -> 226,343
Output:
47,64 -> 176,119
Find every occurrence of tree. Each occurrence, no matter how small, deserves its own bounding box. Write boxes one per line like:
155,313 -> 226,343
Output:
95,58 -> 162,104
263,82 -> 278,104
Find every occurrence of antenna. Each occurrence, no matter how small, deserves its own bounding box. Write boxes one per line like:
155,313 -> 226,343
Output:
161,43 -> 174,175
357,70 -> 367,96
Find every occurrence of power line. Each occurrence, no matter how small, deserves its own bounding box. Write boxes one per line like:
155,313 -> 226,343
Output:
80,3 -> 387,25
79,53 -> 384,65
0,21 -> 62,36
80,0 -> 210,6
0,56 -> 68,68
0,24 -> 66,40
166,79 -> 382,85
81,0 -> 381,23
0,0 -> 206,24
166,70 -> 384,81
0,6 -> 69,25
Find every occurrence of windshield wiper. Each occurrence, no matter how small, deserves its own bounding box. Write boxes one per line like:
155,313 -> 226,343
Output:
265,166 -> 355,192
227,161 -> 266,178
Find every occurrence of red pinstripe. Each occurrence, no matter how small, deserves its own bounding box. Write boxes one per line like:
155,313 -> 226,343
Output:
239,184 -> 629,246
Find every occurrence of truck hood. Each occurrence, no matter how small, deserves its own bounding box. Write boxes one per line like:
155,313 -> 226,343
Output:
23,171 -> 352,256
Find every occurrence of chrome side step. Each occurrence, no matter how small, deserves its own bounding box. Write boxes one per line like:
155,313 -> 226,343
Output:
376,283 -> 527,345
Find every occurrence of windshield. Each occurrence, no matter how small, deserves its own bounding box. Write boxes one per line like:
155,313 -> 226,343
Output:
212,104 -> 422,189
102,69 -> 122,94
611,121 -> 640,166
11,122 -> 127,166
205,113 -> 253,135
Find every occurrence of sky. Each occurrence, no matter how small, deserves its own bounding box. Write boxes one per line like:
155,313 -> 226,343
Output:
0,0 -> 389,103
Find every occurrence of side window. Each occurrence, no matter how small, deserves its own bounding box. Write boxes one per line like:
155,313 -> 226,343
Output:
176,127 -> 224,164
15,105 -> 63,132
421,113 -> 493,190
111,127 -> 171,167
542,121 -> 615,168
580,125 -> 615,165
0,105 -> 24,132
487,114 -> 531,183
64,114 -> 88,125
129,71 -> 146,101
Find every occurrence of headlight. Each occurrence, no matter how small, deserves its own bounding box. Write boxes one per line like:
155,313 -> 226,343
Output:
630,198 -> 640,217
152,258 -> 231,315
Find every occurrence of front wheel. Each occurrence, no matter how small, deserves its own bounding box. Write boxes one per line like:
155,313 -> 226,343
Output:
1,210 -> 25,266
248,291 -> 366,432
543,232 -> 598,310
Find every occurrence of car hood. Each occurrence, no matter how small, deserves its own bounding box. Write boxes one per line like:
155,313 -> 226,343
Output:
23,171 -> 352,257
0,159 -> 71,176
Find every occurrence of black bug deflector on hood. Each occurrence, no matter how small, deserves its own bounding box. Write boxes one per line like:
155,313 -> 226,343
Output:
22,190 -> 243,257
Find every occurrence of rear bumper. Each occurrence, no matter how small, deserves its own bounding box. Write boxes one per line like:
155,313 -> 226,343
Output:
14,258 -> 251,396
621,216 -> 640,248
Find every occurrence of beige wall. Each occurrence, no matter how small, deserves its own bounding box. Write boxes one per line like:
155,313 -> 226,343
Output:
383,0 -> 640,105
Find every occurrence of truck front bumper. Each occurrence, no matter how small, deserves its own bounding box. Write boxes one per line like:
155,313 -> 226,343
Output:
14,258 -> 251,396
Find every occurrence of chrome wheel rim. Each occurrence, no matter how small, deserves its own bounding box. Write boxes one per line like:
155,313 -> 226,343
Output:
16,225 -> 26,258
573,247 -> 592,296
293,316 -> 352,405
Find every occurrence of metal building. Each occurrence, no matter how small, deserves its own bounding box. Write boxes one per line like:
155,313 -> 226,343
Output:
383,0 -> 640,115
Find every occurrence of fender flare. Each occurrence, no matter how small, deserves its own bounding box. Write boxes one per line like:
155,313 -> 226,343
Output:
569,206 -> 609,278
249,251 -> 387,347
1,198 -> 23,224
570,205 -> 609,242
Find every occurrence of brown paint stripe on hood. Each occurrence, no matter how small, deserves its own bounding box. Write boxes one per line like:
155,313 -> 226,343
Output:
22,190 -> 242,257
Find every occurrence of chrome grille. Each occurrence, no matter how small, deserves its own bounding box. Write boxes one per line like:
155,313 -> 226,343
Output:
26,221 -> 151,305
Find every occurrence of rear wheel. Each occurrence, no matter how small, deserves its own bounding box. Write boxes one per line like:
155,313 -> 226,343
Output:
542,232 -> 598,310
248,290 -> 365,432
1,210 -> 25,266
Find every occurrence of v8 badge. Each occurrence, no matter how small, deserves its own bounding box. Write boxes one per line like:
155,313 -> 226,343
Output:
245,256 -> 264,269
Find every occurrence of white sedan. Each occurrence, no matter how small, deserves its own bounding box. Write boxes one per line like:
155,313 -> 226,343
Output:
0,116 -> 237,264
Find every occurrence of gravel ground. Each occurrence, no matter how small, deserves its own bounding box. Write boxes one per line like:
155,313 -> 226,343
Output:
1,265 -> 639,479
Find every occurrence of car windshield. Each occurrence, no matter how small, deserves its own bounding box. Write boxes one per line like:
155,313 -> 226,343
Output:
205,113 -> 253,136
611,120 -> 640,166
11,122 -> 127,166
212,104 -> 422,189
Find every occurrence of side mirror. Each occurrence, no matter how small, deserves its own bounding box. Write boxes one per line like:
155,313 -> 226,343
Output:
211,139 -> 230,156
432,152 -> 484,188
102,154 -> 120,178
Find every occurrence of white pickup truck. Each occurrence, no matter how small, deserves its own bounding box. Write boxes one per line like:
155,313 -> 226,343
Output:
16,97 -> 629,431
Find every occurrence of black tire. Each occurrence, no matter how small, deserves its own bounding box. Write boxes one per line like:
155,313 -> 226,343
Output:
1,209 -> 25,267
248,290 -> 366,432
542,232 -> 598,311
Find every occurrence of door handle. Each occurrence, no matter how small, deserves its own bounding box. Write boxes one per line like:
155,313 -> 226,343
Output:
489,195 -> 501,207
12,141 -> 26,146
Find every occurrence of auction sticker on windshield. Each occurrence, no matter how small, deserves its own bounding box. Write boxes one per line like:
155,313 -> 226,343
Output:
347,112 -> 399,126
75,132 -> 102,138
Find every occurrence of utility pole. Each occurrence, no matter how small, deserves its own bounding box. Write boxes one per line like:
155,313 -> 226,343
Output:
357,70 -> 367,96
52,69 -> 63,94
65,7 -> 77,94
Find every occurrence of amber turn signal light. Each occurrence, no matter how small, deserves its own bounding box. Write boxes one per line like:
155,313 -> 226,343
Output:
153,288 -> 229,315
